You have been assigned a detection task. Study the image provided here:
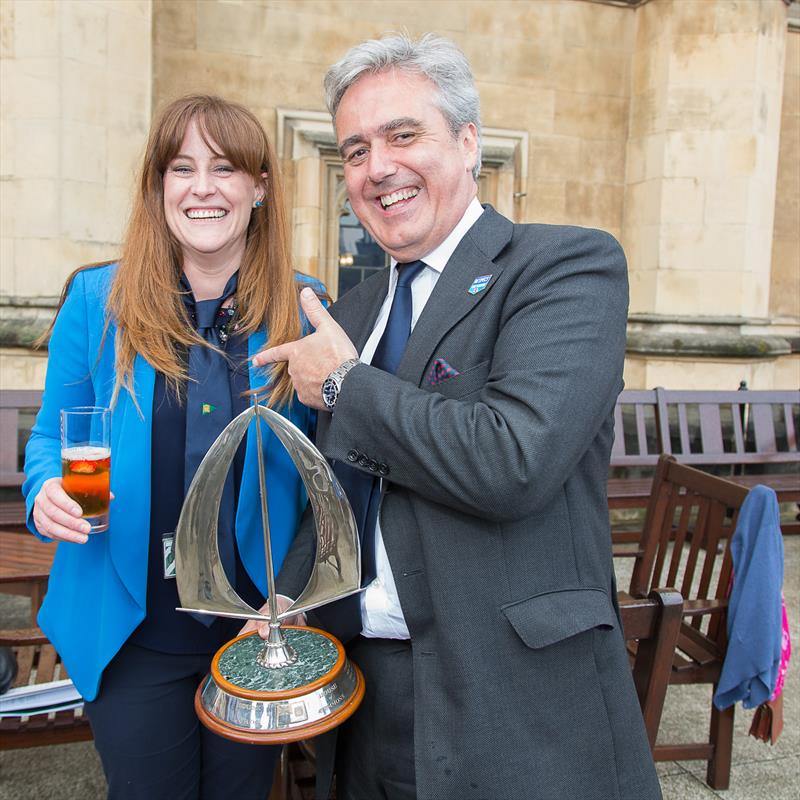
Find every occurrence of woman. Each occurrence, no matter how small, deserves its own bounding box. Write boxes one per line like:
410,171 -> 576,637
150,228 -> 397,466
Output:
23,95 -> 323,799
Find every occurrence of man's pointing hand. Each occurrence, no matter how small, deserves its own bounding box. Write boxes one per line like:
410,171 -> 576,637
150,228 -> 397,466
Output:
252,287 -> 358,409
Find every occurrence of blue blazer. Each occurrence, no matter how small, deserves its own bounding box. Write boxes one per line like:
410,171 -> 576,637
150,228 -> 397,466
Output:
23,263 -> 319,701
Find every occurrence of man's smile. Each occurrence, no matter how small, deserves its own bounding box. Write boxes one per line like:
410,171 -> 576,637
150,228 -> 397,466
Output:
379,187 -> 420,208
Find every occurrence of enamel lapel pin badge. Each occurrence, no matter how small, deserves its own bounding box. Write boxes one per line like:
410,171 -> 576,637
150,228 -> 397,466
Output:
468,274 -> 492,295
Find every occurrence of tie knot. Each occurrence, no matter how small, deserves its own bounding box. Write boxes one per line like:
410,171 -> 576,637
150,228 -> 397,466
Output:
194,298 -> 224,330
396,260 -> 426,288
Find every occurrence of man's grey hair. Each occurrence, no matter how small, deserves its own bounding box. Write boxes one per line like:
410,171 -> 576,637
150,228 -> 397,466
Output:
324,33 -> 482,180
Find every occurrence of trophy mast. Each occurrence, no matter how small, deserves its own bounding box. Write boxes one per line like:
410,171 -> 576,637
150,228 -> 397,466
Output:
252,393 -> 297,668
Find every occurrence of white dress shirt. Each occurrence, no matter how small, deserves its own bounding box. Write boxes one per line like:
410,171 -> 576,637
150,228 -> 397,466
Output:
357,197 -> 484,639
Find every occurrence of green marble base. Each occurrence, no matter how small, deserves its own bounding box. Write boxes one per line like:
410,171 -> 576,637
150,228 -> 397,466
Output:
217,629 -> 339,693
198,628 -> 365,742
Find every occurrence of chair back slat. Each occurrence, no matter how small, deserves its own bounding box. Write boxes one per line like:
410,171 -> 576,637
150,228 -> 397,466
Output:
0,408 -> 20,477
635,405 -> 649,454
677,404 -> 691,454
36,645 -> 59,684
783,403 -> 798,451
692,501 -> 729,633
731,405 -> 746,454
698,404 -> 724,454
652,488 -> 680,589
612,403 -> 625,457
679,494 -> 709,600
665,499 -> 693,589
751,404 -> 777,453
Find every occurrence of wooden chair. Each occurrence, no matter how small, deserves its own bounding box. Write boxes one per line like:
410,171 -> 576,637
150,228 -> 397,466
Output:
620,454 -> 751,789
618,588 -> 684,752
0,627 -> 92,749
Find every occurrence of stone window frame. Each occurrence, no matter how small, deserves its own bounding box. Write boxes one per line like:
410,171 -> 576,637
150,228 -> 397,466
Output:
276,109 -> 528,298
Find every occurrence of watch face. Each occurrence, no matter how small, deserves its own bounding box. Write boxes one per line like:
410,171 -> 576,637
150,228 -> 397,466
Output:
322,378 -> 337,409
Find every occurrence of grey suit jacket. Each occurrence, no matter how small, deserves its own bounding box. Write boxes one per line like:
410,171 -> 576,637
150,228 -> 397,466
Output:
278,206 -> 661,800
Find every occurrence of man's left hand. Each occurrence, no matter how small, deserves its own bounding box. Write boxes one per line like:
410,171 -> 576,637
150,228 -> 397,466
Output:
252,287 -> 357,409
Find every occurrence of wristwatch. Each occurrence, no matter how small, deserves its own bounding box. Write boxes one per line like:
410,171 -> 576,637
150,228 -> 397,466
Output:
321,358 -> 361,411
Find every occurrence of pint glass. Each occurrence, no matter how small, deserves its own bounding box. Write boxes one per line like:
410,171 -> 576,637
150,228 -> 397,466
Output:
60,406 -> 111,533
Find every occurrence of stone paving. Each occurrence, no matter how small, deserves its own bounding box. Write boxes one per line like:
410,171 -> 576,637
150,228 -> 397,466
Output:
1,538 -> 797,800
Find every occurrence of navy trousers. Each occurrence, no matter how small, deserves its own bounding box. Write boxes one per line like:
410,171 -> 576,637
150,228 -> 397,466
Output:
84,642 -> 277,800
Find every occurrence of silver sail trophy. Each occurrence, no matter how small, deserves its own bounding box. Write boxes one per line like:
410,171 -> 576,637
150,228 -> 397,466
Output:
174,396 -> 365,743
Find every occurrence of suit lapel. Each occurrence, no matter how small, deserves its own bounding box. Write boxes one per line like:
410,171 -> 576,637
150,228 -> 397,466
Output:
398,206 -> 513,386
333,267 -> 390,351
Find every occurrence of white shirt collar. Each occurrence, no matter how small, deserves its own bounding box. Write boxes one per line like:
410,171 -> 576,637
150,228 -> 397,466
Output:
390,197 -> 484,274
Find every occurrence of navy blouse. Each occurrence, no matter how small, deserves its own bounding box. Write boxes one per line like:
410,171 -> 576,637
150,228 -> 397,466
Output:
131,308 -> 264,653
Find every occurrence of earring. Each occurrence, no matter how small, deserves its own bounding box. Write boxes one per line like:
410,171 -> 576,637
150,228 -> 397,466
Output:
253,198 -> 264,209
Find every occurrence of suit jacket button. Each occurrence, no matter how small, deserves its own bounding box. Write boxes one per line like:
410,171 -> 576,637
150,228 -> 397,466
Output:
379,463 -> 389,475
358,455 -> 369,467
346,450 -> 359,462
367,460 -> 378,472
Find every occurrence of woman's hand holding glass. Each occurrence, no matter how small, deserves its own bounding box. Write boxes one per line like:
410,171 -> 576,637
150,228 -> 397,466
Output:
32,477 -> 92,544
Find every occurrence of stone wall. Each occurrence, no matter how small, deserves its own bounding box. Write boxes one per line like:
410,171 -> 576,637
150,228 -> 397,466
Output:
0,0 -> 797,391
0,0 -> 151,387
151,0 -> 634,238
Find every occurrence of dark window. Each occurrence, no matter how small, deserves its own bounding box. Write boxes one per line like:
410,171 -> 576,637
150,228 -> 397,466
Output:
337,199 -> 388,297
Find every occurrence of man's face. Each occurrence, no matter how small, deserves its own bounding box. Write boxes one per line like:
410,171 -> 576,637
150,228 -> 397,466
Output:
335,69 -> 478,262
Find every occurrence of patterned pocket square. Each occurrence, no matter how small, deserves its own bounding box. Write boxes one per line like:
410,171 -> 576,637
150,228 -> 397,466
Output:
427,358 -> 460,386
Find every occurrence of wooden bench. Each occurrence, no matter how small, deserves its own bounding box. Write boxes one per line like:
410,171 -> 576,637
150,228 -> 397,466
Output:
0,389 -> 41,530
609,387 -> 799,535
0,627 -> 92,750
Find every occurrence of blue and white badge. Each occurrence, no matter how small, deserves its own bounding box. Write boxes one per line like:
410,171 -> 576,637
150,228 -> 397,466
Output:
468,274 -> 492,295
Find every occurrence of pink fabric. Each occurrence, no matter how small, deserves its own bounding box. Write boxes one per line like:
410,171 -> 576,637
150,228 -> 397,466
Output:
770,594 -> 791,700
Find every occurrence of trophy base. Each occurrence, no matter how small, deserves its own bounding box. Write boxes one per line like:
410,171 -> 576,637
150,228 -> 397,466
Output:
195,626 -> 365,744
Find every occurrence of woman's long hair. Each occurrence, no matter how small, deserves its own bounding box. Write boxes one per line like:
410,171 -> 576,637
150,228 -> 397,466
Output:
54,95 -> 301,409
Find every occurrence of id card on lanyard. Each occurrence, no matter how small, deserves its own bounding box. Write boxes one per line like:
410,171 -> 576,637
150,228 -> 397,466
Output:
162,532 -> 176,579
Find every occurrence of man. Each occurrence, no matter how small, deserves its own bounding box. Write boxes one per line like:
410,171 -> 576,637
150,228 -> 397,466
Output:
255,33 -> 661,800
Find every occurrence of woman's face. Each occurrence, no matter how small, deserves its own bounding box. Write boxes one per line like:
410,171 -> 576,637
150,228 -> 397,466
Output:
163,119 -> 264,269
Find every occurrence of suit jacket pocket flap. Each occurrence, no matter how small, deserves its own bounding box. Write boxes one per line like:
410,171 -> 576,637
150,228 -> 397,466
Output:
501,588 -> 617,649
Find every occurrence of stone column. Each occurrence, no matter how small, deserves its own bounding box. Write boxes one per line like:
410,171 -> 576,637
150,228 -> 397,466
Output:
0,0 -> 151,388
622,0 -> 792,388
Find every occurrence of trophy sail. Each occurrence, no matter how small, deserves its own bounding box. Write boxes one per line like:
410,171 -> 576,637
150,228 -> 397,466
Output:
175,407 -> 259,620
253,405 -> 362,619
175,405 -> 362,621
174,399 -> 366,743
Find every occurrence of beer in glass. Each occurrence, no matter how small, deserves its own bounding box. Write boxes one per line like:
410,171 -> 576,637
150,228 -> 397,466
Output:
60,407 -> 111,533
